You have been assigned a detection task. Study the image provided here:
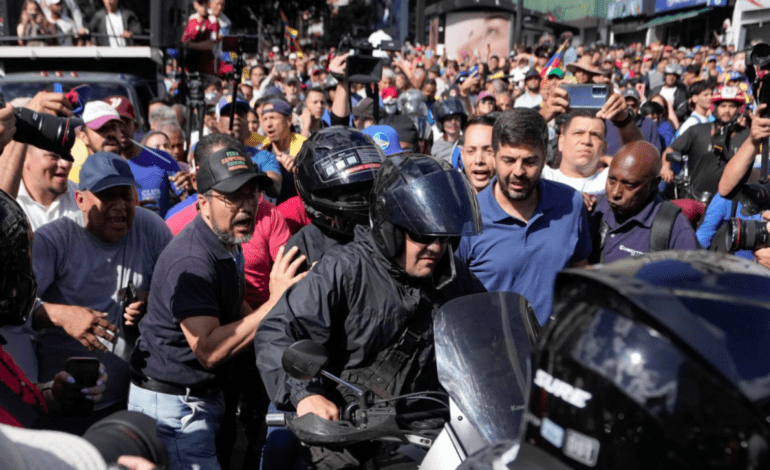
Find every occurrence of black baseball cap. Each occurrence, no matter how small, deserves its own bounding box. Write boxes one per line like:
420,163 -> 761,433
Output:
196,147 -> 272,194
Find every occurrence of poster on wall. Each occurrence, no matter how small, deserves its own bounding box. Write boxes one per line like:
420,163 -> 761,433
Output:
444,12 -> 512,61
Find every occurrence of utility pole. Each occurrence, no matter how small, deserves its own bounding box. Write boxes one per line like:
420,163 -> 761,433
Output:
415,0 -> 425,44
515,0 -> 523,46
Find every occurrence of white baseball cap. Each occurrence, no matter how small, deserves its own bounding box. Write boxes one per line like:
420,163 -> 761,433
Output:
82,101 -> 121,131
0,423 -> 107,470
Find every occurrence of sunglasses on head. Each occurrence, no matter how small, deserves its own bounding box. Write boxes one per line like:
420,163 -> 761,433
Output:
406,230 -> 451,245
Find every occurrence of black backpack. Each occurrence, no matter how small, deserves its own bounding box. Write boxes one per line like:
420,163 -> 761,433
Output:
592,199 -> 682,263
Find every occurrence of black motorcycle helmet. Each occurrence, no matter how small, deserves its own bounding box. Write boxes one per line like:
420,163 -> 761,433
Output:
0,189 -> 37,326
434,97 -> 468,133
521,251 -> 770,470
369,153 -> 482,260
294,126 -> 384,237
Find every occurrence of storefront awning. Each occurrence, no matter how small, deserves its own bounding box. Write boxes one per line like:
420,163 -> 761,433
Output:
641,7 -> 710,28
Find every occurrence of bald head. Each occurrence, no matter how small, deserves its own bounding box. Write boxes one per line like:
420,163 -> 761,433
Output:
606,141 -> 662,217
611,141 -> 661,181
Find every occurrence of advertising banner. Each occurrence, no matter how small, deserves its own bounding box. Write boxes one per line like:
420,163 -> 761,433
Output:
445,12 -> 511,61
654,0 -> 706,13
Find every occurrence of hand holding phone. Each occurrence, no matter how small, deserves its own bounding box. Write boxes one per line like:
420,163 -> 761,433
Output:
62,357 -> 100,417
560,84 -> 609,110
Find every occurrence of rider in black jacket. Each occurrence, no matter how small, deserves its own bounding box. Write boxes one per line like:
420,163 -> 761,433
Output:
255,154 -> 485,466
284,126 -> 384,273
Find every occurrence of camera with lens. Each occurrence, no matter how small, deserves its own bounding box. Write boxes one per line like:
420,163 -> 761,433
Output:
337,34 -> 384,84
0,91 -> 83,162
83,410 -> 168,469
738,182 -> 770,216
747,42 -> 770,117
726,217 -> 770,251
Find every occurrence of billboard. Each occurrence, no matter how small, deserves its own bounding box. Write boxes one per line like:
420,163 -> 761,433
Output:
445,12 -> 512,62
654,0 -> 707,13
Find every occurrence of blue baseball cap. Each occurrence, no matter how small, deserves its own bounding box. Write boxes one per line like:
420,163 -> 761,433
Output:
262,99 -> 292,116
217,95 -> 251,118
363,125 -> 403,156
78,152 -> 139,193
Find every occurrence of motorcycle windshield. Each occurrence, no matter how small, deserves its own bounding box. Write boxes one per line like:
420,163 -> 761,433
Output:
435,291 -> 533,445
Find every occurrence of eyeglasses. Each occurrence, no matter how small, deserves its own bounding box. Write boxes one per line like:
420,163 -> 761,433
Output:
211,191 -> 259,209
406,230 -> 451,245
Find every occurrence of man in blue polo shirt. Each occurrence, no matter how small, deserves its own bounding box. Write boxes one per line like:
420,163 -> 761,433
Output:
457,108 -> 592,324
128,134 -> 306,470
589,141 -> 698,264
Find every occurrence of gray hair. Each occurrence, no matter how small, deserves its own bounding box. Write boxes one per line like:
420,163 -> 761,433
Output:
156,120 -> 185,138
149,105 -> 177,128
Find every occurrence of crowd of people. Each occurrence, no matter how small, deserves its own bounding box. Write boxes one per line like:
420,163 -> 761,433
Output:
14,0 -> 231,47
0,20 -> 769,470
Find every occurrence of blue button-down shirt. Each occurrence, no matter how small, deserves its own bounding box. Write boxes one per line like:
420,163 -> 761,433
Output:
457,178 -> 592,324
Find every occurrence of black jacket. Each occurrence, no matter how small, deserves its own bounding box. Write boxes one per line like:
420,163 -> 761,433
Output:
650,83 -> 689,123
284,223 -> 352,274
88,8 -> 142,46
255,225 -> 486,409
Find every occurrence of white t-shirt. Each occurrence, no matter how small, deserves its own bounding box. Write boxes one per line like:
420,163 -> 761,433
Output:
105,10 -> 125,47
659,86 -> 677,107
16,179 -> 83,232
515,92 -> 543,109
677,111 -> 710,138
542,166 -> 608,195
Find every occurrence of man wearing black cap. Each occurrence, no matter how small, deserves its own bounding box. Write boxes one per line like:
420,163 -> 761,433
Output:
31,152 -> 173,433
514,69 -> 543,108
128,135 -> 306,470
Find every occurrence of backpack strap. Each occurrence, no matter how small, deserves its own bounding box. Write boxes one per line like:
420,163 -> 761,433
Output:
650,201 -> 682,252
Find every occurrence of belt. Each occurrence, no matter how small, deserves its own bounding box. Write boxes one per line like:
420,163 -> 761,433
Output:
131,371 -> 220,398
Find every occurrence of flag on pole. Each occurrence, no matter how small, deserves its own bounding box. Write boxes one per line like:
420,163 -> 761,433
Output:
540,44 -> 566,79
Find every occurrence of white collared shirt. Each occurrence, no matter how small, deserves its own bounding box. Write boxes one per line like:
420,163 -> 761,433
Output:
16,179 -> 83,231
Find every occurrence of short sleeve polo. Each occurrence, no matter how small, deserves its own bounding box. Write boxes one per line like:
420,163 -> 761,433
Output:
457,178 -> 592,324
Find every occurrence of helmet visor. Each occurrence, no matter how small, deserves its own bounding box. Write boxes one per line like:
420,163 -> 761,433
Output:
382,170 -> 482,236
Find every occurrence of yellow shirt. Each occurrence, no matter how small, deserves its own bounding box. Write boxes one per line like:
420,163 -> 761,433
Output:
68,138 -> 90,185
245,132 -> 306,157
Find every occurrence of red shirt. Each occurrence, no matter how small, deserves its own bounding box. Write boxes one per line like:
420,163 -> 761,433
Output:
182,16 -> 219,75
0,344 -> 47,427
277,195 -> 311,236
166,201 -> 197,236
243,202 -> 291,309
164,199 -> 292,309
182,16 -> 218,43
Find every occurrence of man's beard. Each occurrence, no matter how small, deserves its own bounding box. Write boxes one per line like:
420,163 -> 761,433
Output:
500,172 -> 537,201
212,216 -> 255,246
213,226 -> 253,246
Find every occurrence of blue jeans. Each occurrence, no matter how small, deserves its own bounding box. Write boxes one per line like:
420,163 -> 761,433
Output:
261,402 -> 306,470
128,383 -> 225,470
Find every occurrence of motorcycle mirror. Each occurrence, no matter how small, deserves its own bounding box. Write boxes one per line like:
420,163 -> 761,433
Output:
666,151 -> 683,164
282,340 -> 329,381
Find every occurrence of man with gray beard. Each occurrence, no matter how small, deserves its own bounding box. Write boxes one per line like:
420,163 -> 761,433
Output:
128,134 -> 307,470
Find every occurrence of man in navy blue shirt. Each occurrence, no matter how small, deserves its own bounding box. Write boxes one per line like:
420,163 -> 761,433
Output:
589,141 -> 698,264
457,108 -> 592,324
129,134 -> 306,470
